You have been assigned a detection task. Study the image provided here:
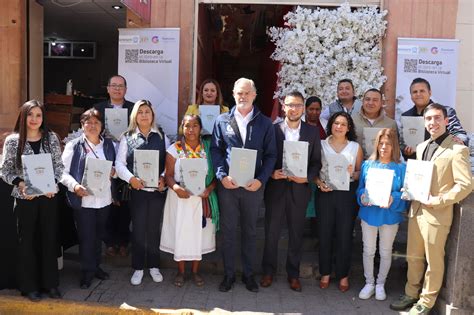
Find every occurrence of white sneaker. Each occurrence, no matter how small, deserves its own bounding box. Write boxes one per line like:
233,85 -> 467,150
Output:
375,284 -> 386,300
130,270 -> 144,285
358,283 -> 375,299
149,268 -> 163,283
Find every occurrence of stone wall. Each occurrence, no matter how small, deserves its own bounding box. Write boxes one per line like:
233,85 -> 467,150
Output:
436,193 -> 474,315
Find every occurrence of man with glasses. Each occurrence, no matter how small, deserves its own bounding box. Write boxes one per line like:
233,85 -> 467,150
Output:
260,91 -> 321,292
94,75 -> 134,258
94,75 -> 134,125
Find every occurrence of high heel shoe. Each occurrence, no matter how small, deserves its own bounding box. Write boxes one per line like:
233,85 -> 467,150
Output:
338,277 -> 350,292
319,276 -> 330,289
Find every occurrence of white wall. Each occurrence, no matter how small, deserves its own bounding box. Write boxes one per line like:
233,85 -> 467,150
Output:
455,0 -> 473,133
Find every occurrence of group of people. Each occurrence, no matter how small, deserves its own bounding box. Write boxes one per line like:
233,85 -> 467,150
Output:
0,75 -> 471,315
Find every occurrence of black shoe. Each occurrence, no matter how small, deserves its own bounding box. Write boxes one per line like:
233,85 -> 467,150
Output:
48,287 -> 62,299
95,267 -> 110,280
23,291 -> 41,302
218,276 -> 235,292
80,273 -> 92,289
242,275 -> 259,293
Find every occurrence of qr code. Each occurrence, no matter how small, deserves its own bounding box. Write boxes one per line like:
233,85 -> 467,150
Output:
404,59 -> 418,73
125,49 -> 139,63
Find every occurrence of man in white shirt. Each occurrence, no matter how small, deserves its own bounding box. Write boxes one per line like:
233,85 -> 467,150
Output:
211,78 -> 277,293
260,91 -> 321,292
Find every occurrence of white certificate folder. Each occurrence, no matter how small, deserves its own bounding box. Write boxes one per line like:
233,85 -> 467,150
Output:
22,153 -> 56,196
180,158 -> 207,195
366,168 -> 394,207
401,116 -> 425,148
133,150 -> 160,188
199,105 -> 220,135
229,147 -> 257,187
403,159 -> 434,203
105,108 -> 128,142
283,140 -> 308,178
326,153 -> 351,191
363,127 -> 384,157
82,157 -> 113,197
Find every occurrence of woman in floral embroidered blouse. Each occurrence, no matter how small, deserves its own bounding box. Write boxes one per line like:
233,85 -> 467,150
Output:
160,114 -> 218,287
0,100 -> 64,302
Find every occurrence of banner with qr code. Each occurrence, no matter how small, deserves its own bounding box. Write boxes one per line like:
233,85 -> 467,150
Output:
395,38 -> 459,122
118,28 -> 180,137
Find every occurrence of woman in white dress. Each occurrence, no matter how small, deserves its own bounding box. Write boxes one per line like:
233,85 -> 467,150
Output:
160,115 -> 218,287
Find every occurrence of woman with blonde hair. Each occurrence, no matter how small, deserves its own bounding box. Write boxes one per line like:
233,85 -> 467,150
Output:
115,100 -> 170,286
357,128 -> 408,301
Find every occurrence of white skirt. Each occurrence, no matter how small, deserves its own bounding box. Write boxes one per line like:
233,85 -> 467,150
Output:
160,189 -> 216,261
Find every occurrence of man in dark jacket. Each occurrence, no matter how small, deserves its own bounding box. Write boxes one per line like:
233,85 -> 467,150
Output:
260,91 -> 321,292
94,74 -> 134,258
211,78 -> 277,293
401,77 -> 468,159
94,75 -> 134,129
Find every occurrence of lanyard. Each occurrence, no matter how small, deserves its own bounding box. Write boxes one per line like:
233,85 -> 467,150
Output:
83,138 -> 99,159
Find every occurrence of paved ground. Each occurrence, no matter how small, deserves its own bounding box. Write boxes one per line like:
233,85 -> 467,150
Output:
0,232 -> 412,314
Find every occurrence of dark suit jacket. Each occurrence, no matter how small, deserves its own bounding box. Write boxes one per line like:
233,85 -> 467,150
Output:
93,99 -> 134,126
273,120 -> 322,182
265,120 -> 322,205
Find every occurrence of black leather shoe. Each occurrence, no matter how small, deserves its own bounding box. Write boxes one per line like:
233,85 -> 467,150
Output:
218,276 -> 235,292
242,275 -> 259,293
24,291 -> 41,302
48,287 -> 62,299
95,268 -> 110,280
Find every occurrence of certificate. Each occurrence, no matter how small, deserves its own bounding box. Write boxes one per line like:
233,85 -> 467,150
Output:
401,116 -> 425,148
283,140 -> 308,178
365,168 -> 394,207
229,147 -> 257,187
325,153 -> 351,191
22,153 -> 56,196
402,159 -> 434,203
363,127 -> 384,157
133,150 -> 160,188
179,158 -> 208,195
105,108 -> 128,142
81,157 -> 113,197
199,105 -> 220,135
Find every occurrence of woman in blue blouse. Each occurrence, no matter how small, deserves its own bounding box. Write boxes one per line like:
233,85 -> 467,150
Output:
357,128 -> 408,301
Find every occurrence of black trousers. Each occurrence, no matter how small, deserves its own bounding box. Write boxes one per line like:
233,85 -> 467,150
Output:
262,179 -> 311,278
16,196 -> 59,293
218,182 -> 264,278
74,205 -> 110,274
104,201 -> 130,248
129,190 -> 165,270
0,179 -> 16,289
317,182 -> 357,279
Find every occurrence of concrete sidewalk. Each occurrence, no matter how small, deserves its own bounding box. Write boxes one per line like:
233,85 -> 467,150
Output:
0,235 -> 410,314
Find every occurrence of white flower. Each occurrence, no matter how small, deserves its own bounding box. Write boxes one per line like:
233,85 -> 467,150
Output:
268,2 -> 387,107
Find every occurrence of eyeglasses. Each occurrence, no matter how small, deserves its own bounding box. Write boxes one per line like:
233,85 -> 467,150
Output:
108,84 -> 125,90
284,103 -> 304,109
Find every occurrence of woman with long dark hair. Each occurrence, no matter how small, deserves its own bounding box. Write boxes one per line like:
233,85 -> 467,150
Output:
160,115 -> 218,287
0,100 -> 64,301
315,111 -> 363,292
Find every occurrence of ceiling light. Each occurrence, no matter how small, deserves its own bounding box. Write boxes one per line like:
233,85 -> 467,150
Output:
112,5 -> 122,10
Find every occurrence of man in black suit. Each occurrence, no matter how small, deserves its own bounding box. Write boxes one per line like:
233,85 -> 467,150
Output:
94,74 -> 134,257
260,91 -> 322,292
94,75 -> 134,127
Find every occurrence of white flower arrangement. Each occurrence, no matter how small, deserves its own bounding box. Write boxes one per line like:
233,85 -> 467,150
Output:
268,3 -> 387,107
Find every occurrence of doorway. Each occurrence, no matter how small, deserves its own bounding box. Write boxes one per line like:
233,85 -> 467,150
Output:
195,3 -> 292,117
